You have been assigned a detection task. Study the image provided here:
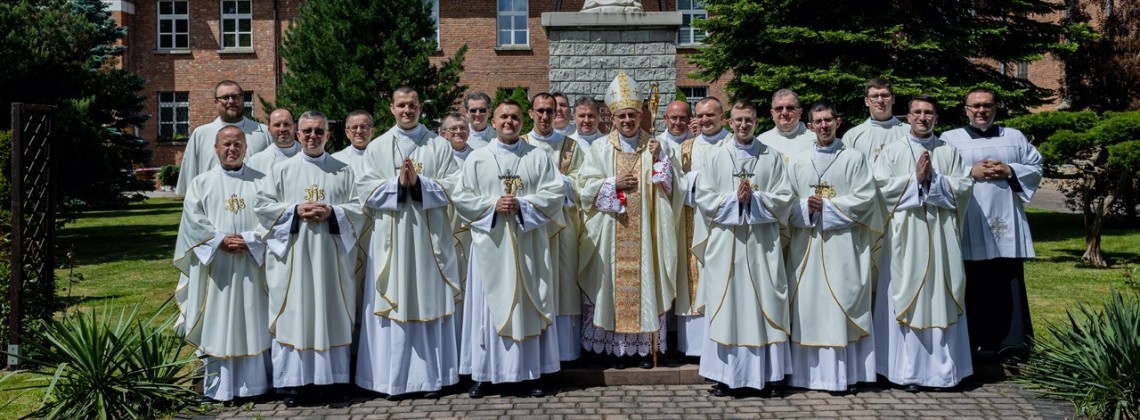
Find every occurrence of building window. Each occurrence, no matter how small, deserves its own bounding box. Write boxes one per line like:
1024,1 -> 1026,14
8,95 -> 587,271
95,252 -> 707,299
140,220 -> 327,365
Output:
220,0 -> 253,49
157,1 -> 189,50
679,86 -> 708,110
1017,61 -> 1028,79
678,0 -> 707,46
497,0 -> 528,47
430,0 -> 440,46
157,92 -> 190,142
243,91 -> 255,119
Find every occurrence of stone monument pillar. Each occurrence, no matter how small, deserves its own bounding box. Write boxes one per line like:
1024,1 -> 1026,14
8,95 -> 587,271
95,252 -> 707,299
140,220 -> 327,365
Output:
542,9 -> 681,132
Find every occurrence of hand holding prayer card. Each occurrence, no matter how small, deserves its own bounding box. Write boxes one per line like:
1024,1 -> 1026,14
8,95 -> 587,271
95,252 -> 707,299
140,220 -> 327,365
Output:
222,234 -> 249,254
737,179 -> 753,203
496,195 -> 519,214
916,151 -> 933,183
617,172 -> 638,191
807,194 -> 823,215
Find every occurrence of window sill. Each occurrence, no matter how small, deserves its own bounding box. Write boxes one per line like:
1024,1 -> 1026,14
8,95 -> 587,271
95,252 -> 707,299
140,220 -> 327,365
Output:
494,45 -> 532,52
154,49 -> 192,55
217,48 -> 255,55
677,43 -> 706,51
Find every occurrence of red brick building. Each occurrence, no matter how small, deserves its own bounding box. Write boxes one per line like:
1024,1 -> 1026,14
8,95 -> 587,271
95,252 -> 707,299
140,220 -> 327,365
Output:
103,0 -> 1079,168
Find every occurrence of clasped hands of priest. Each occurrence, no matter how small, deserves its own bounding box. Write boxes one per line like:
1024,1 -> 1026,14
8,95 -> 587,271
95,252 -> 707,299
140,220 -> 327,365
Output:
916,150 -> 935,189
614,138 -> 666,192
296,202 -> 333,223
221,234 -> 250,254
398,157 -> 421,188
969,159 -> 1012,181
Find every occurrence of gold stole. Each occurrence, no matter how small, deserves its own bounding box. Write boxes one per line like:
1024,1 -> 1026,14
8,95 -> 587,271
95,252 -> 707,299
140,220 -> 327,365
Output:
558,138 -> 577,175
612,135 -> 647,333
679,139 -> 700,313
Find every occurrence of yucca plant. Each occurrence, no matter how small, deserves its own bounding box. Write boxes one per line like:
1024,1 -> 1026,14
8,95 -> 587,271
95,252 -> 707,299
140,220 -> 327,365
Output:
1017,289 -> 1140,420
2,300 -> 199,419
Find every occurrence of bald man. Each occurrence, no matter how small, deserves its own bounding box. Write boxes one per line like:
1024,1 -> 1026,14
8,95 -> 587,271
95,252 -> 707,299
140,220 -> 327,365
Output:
657,100 -> 695,150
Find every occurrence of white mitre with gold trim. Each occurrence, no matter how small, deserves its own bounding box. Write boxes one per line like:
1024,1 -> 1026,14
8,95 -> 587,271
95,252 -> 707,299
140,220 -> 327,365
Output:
605,71 -> 643,113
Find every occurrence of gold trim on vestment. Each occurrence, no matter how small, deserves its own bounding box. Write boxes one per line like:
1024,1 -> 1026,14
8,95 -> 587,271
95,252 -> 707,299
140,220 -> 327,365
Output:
612,147 -> 645,334
817,232 -> 871,340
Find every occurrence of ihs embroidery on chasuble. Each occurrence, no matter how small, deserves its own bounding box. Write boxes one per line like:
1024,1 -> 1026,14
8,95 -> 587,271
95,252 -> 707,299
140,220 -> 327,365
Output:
304,184 -> 326,203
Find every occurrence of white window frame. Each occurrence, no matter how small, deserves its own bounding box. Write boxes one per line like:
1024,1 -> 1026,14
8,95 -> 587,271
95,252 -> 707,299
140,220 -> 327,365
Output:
220,0 -> 253,50
243,91 -> 255,119
430,0 -> 440,46
497,0 -> 529,48
678,0 -> 708,46
156,0 -> 189,50
157,92 -> 190,141
1017,61 -> 1029,79
680,86 -> 708,110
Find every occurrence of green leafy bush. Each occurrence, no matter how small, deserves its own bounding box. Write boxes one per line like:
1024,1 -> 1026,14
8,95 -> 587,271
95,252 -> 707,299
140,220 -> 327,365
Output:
156,165 -> 180,187
3,301 -> 198,419
1018,289 -> 1140,419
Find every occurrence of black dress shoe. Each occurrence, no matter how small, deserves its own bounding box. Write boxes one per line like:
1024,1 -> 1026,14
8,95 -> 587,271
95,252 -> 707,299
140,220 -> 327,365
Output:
529,387 -> 546,397
903,384 -> 921,393
711,383 -> 731,397
761,385 -> 785,398
468,381 -> 488,398
282,396 -> 300,408
638,359 -> 654,369
848,384 -> 859,395
423,391 -> 441,399
613,360 -> 628,369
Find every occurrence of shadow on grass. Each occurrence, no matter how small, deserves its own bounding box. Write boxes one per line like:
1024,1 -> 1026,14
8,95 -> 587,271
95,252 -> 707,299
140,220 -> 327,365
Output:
73,200 -> 183,219
1028,211 -> 1139,244
56,224 -> 177,264
53,294 -> 123,309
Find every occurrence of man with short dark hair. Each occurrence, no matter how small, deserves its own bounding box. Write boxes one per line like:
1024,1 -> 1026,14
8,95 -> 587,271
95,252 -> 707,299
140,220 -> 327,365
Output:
552,92 -> 576,136
941,87 -> 1043,366
845,78 -> 910,164
569,96 -> 604,149
464,92 -> 495,149
247,108 -> 300,172
785,101 -> 884,394
354,87 -> 463,399
454,99 -> 565,398
176,80 -> 272,195
873,95 -> 974,392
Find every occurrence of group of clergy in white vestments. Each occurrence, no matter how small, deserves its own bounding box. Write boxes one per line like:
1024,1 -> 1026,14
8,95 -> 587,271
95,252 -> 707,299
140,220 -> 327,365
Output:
174,75 -> 1042,404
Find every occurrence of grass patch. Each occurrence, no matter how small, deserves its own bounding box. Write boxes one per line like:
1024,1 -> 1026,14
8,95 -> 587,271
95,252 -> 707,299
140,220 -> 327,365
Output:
1024,208 -> 1140,334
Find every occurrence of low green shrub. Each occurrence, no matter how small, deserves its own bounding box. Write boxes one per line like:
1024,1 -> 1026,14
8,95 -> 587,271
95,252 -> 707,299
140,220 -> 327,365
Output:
3,300 -> 198,419
1018,289 -> 1140,419
156,165 -> 180,187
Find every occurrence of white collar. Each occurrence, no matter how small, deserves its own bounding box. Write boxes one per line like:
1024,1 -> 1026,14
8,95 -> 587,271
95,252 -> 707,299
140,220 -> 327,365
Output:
301,152 -> 328,164
698,128 -> 729,144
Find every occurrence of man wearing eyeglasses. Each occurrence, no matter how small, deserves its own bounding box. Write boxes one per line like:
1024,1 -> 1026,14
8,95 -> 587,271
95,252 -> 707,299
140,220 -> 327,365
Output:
255,110 -> 365,407
176,80 -> 272,195
464,92 -> 495,149
520,92 -> 585,364
873,95 -> 975,392
941,88 -> 1042,367
846,78 -> 911,164
577,72 -> 685,370
784,101 -> 885,395
657,100 -> 694,150
331,110 -> 376,173
757,89 -> 816,164
440,112 -> 473,164
354,86 -> 463,399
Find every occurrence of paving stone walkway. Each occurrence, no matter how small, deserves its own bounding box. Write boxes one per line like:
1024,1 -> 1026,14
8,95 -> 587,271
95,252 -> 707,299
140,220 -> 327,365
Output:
187,378 -> 1077,419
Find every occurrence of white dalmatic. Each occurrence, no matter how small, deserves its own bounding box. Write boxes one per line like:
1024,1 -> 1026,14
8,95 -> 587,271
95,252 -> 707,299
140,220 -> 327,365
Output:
246,142 -> 301,173
693,139 -> 794,390
255,153 -> 364,388
176,117 -> 272,195
872,134 -> 975,388
452,138 -> 565,384
844,117 -> 910,164
784,141 -> 885,391
354,124 -> 463,395
174,165 -> 271,401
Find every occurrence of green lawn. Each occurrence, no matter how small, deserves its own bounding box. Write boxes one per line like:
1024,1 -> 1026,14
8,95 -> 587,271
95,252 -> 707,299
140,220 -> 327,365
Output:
0,198 -> 1136,417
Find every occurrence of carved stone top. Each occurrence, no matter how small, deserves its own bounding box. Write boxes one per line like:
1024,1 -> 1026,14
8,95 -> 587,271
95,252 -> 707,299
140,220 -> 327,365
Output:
581,0 -> 643,13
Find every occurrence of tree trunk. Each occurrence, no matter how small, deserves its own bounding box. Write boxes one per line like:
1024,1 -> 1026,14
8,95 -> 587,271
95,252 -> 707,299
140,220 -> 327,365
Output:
1081,170 -> 1129,267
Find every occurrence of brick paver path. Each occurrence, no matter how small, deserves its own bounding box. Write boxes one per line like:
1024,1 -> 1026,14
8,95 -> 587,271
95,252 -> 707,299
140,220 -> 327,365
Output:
190,380 -> 1076,419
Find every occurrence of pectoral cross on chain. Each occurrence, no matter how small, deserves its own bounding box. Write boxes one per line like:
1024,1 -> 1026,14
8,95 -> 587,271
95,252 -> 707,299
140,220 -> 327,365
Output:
734,169 -> 759,191
304,184 -> 325,203
499,171 -> 524,195
224,193 -> 246,214
811,180 -> 837,199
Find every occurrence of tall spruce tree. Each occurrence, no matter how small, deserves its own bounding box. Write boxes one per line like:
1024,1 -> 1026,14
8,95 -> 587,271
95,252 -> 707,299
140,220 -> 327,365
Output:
689,0 -> 1094,126
275,0 -> 467,148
